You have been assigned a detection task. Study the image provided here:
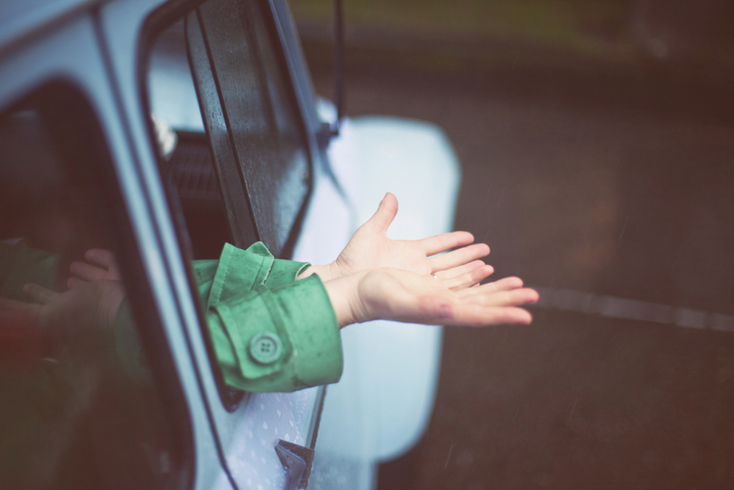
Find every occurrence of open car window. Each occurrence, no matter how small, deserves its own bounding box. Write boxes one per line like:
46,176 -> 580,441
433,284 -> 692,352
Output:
147,0 -> 312,260
144,0 -> 313,402
186,0 -> 312,257
0,84 -> 189,490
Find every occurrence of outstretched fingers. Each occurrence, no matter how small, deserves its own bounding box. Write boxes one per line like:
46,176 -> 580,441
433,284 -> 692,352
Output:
429,284 -> 538,326
458,280 -> 539,308
429,243 -> 490,272
434,260 -> 488,280
438,263 -> 494,290
446,304 -> 534,326
466,276 -> 525,293
413,295 -> 533,326
420,230 -> 475,256
351,268 -> 537,328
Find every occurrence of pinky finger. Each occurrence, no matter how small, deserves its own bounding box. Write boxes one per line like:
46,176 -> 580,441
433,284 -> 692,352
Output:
462,287 -> 539,308
442,304 -> 533,326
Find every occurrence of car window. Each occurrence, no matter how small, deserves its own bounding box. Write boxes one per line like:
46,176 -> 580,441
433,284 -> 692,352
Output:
185,0 -> 312,257
147,0 -> 313,257
144,0 -> 313,403
0,84 -> 189,490
147,0 -> 312,261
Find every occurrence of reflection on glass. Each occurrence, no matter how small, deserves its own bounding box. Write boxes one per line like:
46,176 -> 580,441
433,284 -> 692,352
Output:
0,89 -> 179,490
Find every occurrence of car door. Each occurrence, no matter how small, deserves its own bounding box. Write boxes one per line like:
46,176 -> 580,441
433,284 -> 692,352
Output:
0,5 -> 228,489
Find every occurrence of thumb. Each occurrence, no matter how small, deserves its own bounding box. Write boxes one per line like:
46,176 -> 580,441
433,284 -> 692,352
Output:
362,192 -> 398,234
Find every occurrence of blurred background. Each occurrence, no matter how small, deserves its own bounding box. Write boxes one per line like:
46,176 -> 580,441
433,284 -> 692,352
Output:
290,1 -> 734,488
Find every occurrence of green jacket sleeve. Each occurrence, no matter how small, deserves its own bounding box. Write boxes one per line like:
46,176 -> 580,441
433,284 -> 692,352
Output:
0,240 -> 342,392
194,242 -> 343,392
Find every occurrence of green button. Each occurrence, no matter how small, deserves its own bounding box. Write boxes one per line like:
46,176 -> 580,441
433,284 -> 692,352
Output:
248,332 -> 283,365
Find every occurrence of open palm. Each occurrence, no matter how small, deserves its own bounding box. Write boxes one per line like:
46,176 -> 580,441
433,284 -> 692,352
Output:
322,193 -> 494,286
325,268 -> 538,328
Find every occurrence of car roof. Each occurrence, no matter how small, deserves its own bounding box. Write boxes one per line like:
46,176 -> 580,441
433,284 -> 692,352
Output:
0,0 -> 106,56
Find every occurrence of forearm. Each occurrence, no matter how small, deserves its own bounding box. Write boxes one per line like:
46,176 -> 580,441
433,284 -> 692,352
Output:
321,272 -> 366,328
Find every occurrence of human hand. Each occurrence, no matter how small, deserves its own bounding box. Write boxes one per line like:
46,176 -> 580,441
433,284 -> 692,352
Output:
0,281 -> 125,341
323,268 -> 538,329
67,248 -> 121,288
301,193 -> 494,286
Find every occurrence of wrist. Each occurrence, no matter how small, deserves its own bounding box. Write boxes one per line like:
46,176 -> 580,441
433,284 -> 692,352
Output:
322,272 -> 367,328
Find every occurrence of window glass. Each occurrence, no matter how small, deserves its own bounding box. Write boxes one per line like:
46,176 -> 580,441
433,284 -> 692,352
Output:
169,0 -> 310,257
144,0 -> 312,401
0,85 -> 187,490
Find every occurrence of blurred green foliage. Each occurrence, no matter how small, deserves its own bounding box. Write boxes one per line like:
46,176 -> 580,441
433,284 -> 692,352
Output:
290,0 -> 632,55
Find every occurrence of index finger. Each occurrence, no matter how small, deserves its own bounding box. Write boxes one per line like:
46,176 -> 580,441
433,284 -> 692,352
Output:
420,231 -> 474,256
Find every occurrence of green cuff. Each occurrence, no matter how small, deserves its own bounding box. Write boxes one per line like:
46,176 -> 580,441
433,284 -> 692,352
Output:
270,275 -> 342,388
192,241 -> 307,304
208,275 -> 342,392
267,258 -> 311,288
208,242 -> 273,307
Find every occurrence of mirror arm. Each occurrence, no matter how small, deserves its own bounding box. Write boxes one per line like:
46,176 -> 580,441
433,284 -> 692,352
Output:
315,0 -> 344,149
332,0 -> 344,137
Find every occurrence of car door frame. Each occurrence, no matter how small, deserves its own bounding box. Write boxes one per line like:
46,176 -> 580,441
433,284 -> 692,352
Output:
102,0 -> 333,487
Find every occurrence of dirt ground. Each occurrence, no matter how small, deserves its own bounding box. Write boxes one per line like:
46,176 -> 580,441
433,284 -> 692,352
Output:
302,33 -> 734,490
